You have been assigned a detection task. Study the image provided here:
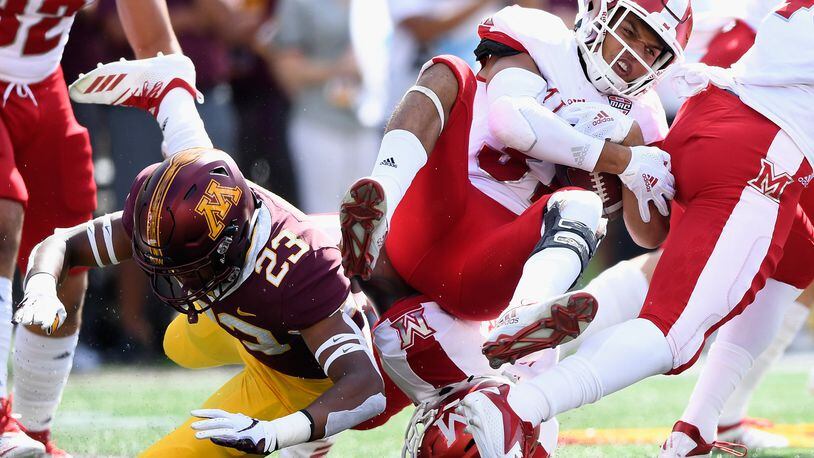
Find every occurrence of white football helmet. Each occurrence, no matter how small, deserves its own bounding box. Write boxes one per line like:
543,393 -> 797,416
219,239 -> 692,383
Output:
576,0 -> 693,97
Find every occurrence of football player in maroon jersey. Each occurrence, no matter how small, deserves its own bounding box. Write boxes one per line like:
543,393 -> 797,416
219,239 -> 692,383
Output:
14,56 -> 386,456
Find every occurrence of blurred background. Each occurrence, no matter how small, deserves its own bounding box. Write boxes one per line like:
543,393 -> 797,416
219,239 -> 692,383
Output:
26,0 -> 813,372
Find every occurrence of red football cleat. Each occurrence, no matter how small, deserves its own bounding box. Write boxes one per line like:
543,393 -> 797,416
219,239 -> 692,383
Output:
339,178 -> 388,280
660,421 -> 747,457
25,429 -> 71,458
483,291 -> 598,368
0,397 -> 46,457
456,383 -> 541,458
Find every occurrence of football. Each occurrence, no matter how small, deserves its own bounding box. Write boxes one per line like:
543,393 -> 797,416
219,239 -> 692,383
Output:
554,165 -> 624,220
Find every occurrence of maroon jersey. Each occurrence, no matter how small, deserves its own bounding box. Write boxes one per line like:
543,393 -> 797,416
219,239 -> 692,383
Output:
123,165 -> 351,379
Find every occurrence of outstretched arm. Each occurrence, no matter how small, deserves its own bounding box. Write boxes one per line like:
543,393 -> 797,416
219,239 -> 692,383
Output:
15,212 -> 132,334
116,0 -> 182,58
191,309 -> 384,454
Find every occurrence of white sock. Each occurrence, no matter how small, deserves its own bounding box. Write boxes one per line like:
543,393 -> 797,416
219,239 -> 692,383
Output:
156,88 -> 213,156
13,327 -> 79,432
508,318 -> 672,425
560,259 -> 649,355
680,341 -> 753,442
719,300 -> 809,426
510,190 -> 602,306
0,278 -> 12,399
370,130 -> 428,223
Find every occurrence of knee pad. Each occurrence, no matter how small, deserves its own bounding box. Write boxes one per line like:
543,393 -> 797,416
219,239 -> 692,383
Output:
548,189 -> 603,234
531,195 -> 603,283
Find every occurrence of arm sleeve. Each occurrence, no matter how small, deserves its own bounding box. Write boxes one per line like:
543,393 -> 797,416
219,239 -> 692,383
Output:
281,247 -> 351,330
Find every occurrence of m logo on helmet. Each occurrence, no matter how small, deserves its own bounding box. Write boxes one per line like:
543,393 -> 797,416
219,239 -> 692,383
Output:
195,179 -> 243,239
748,158 -> 793,203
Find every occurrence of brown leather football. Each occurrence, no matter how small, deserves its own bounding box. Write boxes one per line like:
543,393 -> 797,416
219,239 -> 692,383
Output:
554,165 -> 624,220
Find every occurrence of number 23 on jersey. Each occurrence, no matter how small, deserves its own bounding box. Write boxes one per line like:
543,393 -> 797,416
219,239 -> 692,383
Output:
254,229 -> 309,287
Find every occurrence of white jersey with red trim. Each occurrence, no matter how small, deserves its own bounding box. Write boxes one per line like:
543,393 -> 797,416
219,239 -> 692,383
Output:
726,2 -> 814,165
0,0 -> 94,84
466,5 -> 668,214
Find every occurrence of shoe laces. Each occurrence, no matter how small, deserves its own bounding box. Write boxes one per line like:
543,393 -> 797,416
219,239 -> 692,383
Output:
708,440 -> 748,457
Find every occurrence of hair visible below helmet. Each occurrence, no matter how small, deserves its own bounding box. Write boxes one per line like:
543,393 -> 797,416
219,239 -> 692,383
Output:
403,377 -> 542,457
131,149 -> 258,323
575,0 -> 693,97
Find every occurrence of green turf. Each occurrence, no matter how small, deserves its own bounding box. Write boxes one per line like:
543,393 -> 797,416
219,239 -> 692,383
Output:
53,365 -> 814,457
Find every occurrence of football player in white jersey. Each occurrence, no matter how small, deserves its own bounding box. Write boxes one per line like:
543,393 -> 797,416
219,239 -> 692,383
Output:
335,0 -> 691,454
458,2 -> 814,457
562,0 -> 813,451
0,1 -> 182,456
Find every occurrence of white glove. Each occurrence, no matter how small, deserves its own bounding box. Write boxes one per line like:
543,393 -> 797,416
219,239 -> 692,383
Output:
191,409 -> 277,454
560,101 -> 634,143
619,146 -> 675,223
13,273 -> 67,335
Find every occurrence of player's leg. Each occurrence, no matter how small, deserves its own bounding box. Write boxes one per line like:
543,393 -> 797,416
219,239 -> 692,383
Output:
559,252 -> 655,356
481,188 -> 605,365
162,313 -> 243,369
140,347 -> 333,457
714,206 -> 814,448
10,69 -> 97,456
0,107 -> 47,455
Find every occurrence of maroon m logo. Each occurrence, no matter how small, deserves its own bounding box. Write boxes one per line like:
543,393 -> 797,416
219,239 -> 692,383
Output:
748,158 -> 794,203
390,308 -> 436,350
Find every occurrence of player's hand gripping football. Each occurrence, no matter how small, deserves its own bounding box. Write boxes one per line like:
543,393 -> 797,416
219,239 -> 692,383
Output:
619,146 -> 675,223
191,409 -> 277,454
13,273 -> 67,335
560,101 -> 634,144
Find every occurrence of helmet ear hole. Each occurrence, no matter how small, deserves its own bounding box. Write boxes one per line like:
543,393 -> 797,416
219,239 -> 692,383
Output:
210,166 -> 229,176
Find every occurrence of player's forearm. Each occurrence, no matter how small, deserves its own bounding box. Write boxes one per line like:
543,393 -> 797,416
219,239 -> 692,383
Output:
117,0 -> 182,58
302,371 -> 385,439
26,236 -> 70,284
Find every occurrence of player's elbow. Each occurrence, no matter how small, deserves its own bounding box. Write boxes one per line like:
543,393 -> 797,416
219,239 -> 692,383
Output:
488,96 -> 537,152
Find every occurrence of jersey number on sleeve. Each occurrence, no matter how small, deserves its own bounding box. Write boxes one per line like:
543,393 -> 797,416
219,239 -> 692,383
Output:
0,0 -> 86,56
217,313 -> 291,356
254,230 -> 309,287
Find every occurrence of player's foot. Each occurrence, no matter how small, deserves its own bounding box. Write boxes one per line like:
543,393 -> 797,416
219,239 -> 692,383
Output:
483,291 -> 597,368
68,53 -> 203,116
717,418 -> 789,449
339,177 -> 388,280
456,383 -> 541,458
25,430 -> 71,458
660,421 -> 747,457
0,398 -> 46,458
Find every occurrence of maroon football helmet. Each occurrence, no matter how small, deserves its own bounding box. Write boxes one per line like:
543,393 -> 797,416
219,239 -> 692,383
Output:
130,149 -> 258,322
404,377 -> 544,457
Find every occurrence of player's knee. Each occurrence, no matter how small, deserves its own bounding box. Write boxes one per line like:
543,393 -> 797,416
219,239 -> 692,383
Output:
0,199 -> 23,261
548,189 -> 603,234
488,96 -> 537,152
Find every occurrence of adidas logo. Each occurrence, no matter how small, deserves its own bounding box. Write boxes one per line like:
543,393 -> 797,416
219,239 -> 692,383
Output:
642,173 -> 659,192
83,73 -> 127,94
592,110 -> 613,126
379,157 -> 397,168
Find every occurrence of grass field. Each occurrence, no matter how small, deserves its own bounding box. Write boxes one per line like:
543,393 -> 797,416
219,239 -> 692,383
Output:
53,356 -> 814,457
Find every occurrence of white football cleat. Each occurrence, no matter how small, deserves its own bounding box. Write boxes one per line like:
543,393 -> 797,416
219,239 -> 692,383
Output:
483,291 -> 597,368
456,384 -> 540,458
339,177 -> 389,280
68,53 -> 203,116
660,421 -> 747,457
0,398 -> 45,458
717,418 -> 789,449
